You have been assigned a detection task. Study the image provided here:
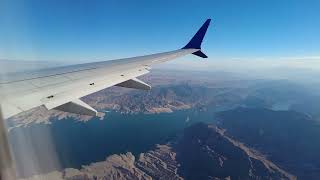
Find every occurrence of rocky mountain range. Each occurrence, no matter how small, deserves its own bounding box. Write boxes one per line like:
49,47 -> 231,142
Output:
175,123 -> 295,180
217,107 -> 320,179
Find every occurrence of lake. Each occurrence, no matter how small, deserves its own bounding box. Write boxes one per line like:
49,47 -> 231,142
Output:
8,107 -> 218,178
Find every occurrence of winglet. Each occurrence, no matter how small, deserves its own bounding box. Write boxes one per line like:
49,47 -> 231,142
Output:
182,19 -> 211,58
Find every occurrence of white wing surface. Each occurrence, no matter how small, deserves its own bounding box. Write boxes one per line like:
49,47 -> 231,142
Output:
0,19 -> 211,119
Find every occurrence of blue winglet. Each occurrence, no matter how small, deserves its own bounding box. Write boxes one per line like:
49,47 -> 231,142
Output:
182,19 -> 211,58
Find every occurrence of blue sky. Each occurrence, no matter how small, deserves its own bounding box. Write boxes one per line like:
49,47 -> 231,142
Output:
1,0 -> 320,62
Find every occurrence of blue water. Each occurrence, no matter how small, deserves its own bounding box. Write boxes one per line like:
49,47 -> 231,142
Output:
9,108 -> 217,177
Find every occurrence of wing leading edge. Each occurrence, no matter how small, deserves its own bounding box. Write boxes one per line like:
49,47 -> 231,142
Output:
0,19 -> 211,119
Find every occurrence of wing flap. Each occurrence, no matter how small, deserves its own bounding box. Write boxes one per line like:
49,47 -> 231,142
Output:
115,78 -> 151,90
53,99 -> 97,116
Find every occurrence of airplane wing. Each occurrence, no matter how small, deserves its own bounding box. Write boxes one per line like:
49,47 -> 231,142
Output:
0,19 -> 211,119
